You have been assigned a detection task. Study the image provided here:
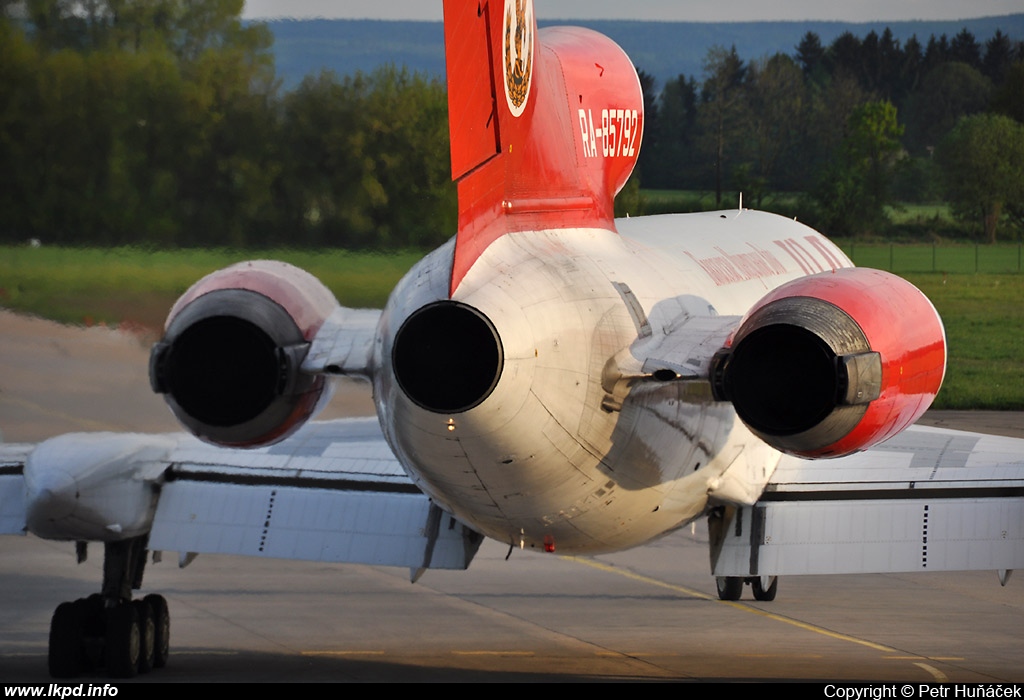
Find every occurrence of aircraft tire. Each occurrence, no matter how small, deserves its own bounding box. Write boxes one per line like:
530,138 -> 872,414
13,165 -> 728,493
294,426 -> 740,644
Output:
134,599 -> 155,673
751,576 -> 778,601
48,602 -> 83,679
145,593 -> 170,668
716,576 -> 743,601
105,604 -> 140,678
76,596 -> 104,673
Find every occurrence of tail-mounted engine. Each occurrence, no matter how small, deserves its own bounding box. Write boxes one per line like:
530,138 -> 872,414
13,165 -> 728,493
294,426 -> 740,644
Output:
712,268 -> 946,458
149,261 -> 339,447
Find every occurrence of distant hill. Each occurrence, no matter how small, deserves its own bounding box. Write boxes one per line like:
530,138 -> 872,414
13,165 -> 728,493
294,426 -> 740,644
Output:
265,15 -> 1024,91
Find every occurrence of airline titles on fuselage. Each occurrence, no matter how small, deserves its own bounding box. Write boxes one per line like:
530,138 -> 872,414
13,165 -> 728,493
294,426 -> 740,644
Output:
685,236 -> 847,287
685,245 -> 787,286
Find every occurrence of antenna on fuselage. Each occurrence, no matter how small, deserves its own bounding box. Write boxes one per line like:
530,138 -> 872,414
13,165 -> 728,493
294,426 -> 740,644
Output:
733,192 -> 745,218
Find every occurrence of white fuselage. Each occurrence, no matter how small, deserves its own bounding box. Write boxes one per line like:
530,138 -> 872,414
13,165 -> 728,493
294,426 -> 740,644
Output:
374,211 -> 852,554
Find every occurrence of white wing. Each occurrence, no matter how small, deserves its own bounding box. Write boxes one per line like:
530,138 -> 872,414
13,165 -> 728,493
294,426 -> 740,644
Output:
711,424 -> 1024,577
149,418 -> 482,571
0,443 -> 31,535
14,419 -> 481,572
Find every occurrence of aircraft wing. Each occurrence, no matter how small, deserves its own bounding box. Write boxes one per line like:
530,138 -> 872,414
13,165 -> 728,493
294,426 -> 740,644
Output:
14,419 -> 481,573
148,418 -> 483,573
0,443 -> 31,535
710,424 -> 1024,578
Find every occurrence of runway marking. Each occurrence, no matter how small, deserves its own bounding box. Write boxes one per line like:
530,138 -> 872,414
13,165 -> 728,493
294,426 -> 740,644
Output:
887,656 -> 963,661
914,663 -> 949,682
570,557 -> 897,653
303,650 -> 386,657
574,557 -> 974,681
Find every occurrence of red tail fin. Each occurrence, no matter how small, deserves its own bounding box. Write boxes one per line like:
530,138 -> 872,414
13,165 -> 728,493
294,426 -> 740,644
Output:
443,0 -> 644,293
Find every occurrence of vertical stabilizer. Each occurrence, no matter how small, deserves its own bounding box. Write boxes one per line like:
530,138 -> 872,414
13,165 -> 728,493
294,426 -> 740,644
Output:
442,0 -> 644,293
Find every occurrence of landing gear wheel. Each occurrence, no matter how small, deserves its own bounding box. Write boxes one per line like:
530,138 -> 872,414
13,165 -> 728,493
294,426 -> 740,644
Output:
133,599 -> 155,673
716,576 -> 743,601
105,604 -> 140,678
48,602 -> 83,679
751,576 -> 778,602
75,596 -> 104,673
145,593 -> 170,668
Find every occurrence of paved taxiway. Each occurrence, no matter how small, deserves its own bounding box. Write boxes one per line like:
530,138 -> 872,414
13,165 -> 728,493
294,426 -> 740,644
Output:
1,310 -> 1022,682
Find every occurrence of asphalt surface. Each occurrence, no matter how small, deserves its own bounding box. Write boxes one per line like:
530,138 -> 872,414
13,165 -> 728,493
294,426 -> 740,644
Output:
1,310 -> 1022,682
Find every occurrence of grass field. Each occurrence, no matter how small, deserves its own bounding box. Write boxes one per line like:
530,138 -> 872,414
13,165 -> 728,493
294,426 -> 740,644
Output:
884,203 -> 954,225
641,190 -> 803,214
1,244 -> 1021,410
0,246 -> 421,330
902,273 -> 1024,409
639,191 -> 990,240
839,242 -> 1024,273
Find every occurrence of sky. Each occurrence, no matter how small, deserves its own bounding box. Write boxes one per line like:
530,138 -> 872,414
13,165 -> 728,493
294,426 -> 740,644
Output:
242,1 -> 1023,23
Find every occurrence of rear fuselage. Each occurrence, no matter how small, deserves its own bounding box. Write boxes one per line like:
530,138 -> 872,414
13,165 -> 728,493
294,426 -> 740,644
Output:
373,210 -> 851,553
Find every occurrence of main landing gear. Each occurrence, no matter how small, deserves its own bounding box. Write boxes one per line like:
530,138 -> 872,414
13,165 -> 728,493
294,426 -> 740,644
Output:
715,575 -> 778,602
48,536 -> 171,679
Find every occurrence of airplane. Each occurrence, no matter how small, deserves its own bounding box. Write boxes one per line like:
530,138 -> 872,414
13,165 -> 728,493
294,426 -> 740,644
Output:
1,0 -> 1022,680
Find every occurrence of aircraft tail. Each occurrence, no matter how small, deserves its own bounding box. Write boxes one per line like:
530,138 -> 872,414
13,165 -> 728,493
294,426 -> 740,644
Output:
442,0 -> 644,293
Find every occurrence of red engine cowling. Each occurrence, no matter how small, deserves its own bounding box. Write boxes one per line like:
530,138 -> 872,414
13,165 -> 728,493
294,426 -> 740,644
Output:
711,268 -> 946,458
149,260 -> 339,447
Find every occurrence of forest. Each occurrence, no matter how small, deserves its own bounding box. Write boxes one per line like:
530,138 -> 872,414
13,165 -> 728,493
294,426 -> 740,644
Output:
637,28 -> 1024,242
1,1 -> 1022,249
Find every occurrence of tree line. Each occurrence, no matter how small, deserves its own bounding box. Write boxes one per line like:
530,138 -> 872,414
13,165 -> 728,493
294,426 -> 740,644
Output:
637,27 -> 1024,241
0,1 -> 455,249
1,3 -> 1022,248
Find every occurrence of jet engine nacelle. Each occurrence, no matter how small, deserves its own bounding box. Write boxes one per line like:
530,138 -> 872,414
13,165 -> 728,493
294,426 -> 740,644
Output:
712,268 -> 946,458
149,260 -> 339,447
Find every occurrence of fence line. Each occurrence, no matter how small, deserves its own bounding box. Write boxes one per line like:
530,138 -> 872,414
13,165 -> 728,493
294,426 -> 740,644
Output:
841,243 -> 1024,274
